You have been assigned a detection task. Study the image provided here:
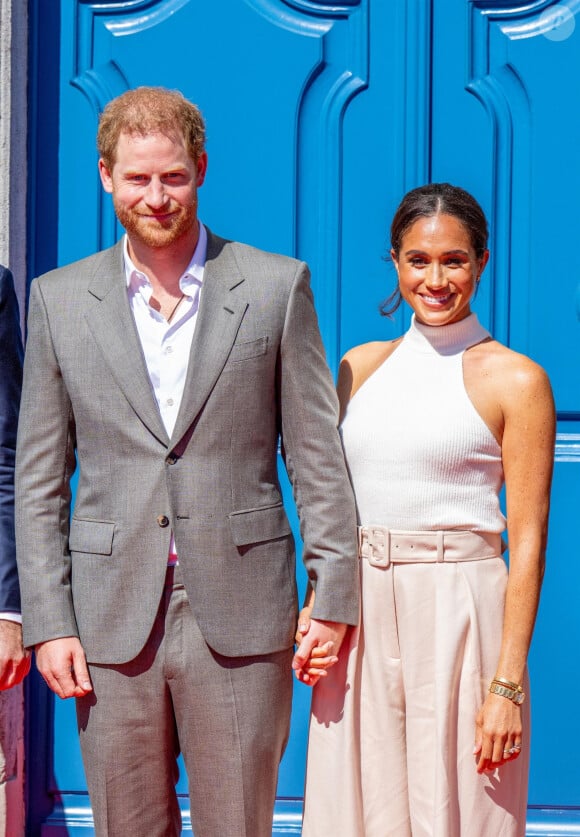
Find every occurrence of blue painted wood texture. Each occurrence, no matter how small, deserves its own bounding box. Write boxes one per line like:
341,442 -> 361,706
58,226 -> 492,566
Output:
26,0 -> 580,833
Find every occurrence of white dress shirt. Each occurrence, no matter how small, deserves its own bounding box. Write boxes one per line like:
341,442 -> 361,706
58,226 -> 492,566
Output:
124,223 -> 208,562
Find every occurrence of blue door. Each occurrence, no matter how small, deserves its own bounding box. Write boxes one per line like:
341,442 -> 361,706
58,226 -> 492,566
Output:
26,1 -> 580,834
429,3 -> 580,832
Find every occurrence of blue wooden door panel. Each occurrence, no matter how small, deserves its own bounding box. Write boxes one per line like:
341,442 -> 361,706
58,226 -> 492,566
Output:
432,0 -> 580,390
27,0 -> 580,833
58,0 -> 316,263
430,0 -> 580,819
29,0 -> 372,833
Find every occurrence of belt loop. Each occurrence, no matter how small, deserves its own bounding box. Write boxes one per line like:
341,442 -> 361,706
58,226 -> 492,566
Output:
436,531 -> 444,562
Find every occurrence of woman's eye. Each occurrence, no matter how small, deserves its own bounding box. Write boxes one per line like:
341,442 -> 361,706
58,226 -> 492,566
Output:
410,257 -> 427,267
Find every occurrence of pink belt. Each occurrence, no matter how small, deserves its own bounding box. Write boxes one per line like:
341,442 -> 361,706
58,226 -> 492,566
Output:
358,527 -> 504,568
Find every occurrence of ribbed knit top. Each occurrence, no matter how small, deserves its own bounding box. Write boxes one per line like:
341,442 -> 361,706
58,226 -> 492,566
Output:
341,313 -> 506,532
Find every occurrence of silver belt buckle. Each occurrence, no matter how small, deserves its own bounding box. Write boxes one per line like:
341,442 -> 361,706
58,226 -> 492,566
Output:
366,526 -> 390,568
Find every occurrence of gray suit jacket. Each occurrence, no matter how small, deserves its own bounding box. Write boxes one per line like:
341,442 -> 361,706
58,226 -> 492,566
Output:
16,231 -> 359,664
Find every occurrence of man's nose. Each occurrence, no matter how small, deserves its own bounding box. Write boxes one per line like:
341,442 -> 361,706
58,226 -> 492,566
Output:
144,179 -> 168,208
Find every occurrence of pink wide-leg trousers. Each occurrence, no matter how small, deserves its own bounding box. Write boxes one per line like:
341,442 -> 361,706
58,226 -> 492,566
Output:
303,555 -> 529,837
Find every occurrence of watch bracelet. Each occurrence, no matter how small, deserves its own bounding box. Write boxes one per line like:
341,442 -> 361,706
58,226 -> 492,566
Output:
489,681 -> 525,705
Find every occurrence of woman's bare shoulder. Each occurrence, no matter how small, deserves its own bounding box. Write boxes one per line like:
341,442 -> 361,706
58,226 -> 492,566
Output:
466,339 -> 554,428
343,339 -> 397,364
339,339 -> 401,405
469,339 -> 551,390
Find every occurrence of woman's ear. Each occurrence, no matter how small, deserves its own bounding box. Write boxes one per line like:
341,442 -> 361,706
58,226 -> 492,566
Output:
478,249 -> 490,275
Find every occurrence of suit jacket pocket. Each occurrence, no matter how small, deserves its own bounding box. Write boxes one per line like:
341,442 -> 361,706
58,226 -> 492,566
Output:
69,518 -> 115,555
228,503 -> 291,547
228,336 -> 268,363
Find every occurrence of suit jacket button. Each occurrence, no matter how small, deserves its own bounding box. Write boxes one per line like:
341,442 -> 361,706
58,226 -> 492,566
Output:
166,453 -> 177,465
157,515 -> 170,528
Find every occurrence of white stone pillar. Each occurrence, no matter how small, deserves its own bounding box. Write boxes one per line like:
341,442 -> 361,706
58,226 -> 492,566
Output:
0,0 -> 28,300
0,2 -> 28,836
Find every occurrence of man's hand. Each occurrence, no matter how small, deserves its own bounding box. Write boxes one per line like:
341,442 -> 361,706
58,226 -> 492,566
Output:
0,621 -> 31,690
292,619 -> 347,686
35,637 -> 93,699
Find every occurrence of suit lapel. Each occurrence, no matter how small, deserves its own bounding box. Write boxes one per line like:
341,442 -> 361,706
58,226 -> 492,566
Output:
170,231 -> 247,448
84,242 -> 170,447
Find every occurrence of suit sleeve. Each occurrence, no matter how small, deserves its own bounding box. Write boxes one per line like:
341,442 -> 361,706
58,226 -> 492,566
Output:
279,262 -> 359,625
15,279 -> 78,648
0,268 -> 23,613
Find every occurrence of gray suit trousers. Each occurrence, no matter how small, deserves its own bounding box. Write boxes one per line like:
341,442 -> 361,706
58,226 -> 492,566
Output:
76,567 -> 293,837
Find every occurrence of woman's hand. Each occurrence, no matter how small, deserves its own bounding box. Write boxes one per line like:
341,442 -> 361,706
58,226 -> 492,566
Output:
473,693 -> 523,773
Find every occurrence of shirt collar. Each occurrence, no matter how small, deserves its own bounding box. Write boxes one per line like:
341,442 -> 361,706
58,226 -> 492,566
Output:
124,222 -> 208,295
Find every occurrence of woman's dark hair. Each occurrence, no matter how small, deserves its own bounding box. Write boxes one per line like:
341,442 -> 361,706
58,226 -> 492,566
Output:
380,183 -> 489,317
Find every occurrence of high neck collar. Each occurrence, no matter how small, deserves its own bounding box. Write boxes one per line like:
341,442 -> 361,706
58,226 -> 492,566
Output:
406,313 -> 490,356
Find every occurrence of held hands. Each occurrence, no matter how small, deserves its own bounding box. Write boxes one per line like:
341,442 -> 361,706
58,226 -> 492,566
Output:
35,637 -> 93,699
0,621 -> 31,690
473,692 -> 522,773
292,606 -> 346,686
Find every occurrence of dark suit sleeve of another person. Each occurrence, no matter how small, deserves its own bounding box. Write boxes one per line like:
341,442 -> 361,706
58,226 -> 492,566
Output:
0,267 -> 23,614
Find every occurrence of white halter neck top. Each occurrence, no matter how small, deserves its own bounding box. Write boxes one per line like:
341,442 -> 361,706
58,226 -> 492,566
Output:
341,313 -> 505,532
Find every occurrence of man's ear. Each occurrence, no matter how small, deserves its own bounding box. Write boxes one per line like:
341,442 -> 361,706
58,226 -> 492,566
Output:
196,152 -> 208,188
98,159 -> 114,194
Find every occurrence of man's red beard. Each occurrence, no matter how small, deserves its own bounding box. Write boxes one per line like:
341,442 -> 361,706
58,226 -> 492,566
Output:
113,198 -> 197,249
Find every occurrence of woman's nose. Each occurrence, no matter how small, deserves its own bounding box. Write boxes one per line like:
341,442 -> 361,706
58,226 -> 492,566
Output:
425,262 -> 447,288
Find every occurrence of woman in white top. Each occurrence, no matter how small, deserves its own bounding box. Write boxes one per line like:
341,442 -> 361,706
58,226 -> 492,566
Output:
297,184 -> 555,836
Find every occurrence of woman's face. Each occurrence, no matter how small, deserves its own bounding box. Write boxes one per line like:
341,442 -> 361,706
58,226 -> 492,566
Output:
391,213 -> 489,326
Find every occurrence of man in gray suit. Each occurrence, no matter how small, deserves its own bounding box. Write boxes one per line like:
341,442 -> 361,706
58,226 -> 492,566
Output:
16,87 -> 358,836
